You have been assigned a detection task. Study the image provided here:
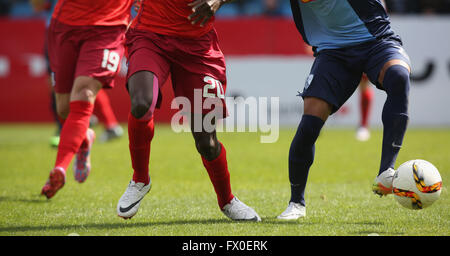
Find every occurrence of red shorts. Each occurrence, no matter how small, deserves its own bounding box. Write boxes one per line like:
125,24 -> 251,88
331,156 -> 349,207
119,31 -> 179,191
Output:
48,19 -> 126,93
125,28 -> 227,117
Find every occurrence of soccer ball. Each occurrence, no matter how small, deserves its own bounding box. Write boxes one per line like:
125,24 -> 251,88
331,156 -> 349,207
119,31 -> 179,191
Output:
392,159 -> 442,210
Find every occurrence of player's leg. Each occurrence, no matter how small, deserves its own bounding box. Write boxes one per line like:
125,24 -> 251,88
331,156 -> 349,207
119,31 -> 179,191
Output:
41,77 -> 100,198
41,22 -> 79,198
69,25 -> 127,184
55,93 -> 71,119
116,30 -> 170,219
45,37 -> 61,148
278,51 -> 362,220
378,59 -> 411,176
277,97 -> 330,220
191,121 -> 233,207
190,115 -> 260,221
42,24 -> 127,198
94,89 -> 123,142
117,70 -> 158,219
49,89 -> 62,148
169,30 -> 260,220
364,39 -> 412,196
68,76 -> 101,183
356,75 -> 373,141
41,92 -> 71,199
55,76 -> 100,185
127,70 -> 158,185
372,58 -> 411,196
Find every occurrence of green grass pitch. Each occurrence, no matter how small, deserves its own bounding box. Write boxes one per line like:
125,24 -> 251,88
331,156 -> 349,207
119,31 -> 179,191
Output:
0,124 -> 448,236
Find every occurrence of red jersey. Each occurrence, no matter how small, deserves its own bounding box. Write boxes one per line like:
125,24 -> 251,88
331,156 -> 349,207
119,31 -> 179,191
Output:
131,0 -> 214,38
52,0 -> 132,26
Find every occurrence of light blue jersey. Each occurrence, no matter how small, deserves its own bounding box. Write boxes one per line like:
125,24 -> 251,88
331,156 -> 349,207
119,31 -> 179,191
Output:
290,0 -> 400,53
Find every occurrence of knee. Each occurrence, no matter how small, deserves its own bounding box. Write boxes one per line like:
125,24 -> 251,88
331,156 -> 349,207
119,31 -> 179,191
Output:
383,65 -> 410,96
130,94 -> 153,119
289,115 -> 324,154
72,77 -> 102,103
195,135 -> 220,160
127,71 -> 157,119
303,97 -> 332,122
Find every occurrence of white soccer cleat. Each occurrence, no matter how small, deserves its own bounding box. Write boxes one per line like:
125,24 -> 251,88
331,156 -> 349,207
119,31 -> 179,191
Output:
117,180 -> 152,219
356,127 -> 371,141
372,168 -> 396,196
221,197 -> 261,222
277,202 -> 306,220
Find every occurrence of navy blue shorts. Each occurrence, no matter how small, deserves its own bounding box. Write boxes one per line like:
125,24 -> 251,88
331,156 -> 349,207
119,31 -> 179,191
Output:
300,38 -> 411,114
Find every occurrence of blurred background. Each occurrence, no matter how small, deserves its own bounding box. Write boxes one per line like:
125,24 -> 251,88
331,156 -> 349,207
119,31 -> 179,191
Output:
1,0 -> 450,130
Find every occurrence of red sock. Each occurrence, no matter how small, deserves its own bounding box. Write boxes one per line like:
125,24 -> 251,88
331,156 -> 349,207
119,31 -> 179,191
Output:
128,113 -> 154,185
54,101 -> 94,171
360,87 -> 373,127
94,89 -> 118,129
201,142 -> 234,209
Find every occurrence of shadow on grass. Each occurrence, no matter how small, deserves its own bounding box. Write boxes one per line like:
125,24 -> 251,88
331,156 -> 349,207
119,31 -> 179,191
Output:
262,219 -> 384,226
0,219 -> 235,233
0,217 -> 405,236
351,230 -> 398,235
1,216 -> 320,234
261,219 -> 405,236
0,195 -> 49,204
0,196 -> 403,235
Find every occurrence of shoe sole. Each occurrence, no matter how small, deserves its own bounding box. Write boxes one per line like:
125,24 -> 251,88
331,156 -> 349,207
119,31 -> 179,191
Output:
74,129 -> 95,183
229,216 -> 261,222
277,214 -> 305,220
118,212 -> 139,220
118,214 -> 134,220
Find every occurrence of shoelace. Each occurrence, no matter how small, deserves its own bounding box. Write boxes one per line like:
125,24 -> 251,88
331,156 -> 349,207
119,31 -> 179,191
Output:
123,182 -> 145,199
284,203 -> 300,214
226,201 -> 250,215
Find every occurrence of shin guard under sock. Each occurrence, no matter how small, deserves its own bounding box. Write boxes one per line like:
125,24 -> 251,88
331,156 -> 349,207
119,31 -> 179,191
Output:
379,65 -> 410,174
289,115 -> 325,206
201,142 -> 234,209
54,101 -> 94,171
128,113 -> 154,185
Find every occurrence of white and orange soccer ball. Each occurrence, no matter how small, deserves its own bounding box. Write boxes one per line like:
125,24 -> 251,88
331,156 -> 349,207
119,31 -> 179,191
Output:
392,159 -> 442,210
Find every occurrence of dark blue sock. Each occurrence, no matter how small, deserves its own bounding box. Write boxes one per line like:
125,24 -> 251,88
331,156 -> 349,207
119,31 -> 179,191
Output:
289,114 -> 324,206
379,65 -> 410,174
